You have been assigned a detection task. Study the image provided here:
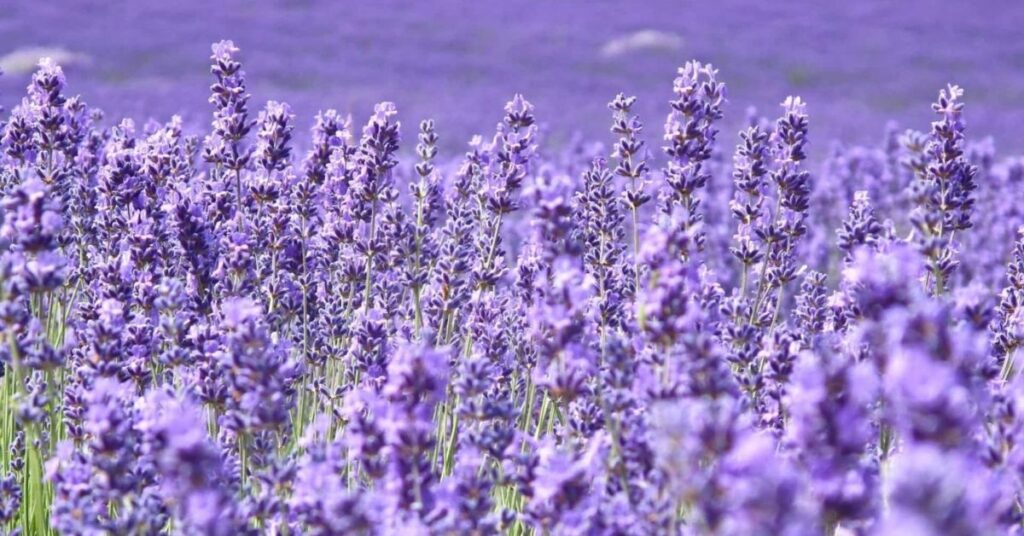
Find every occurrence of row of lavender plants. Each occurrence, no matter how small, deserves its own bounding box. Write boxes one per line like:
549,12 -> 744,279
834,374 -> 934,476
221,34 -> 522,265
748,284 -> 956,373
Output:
0,40 -> 1021,535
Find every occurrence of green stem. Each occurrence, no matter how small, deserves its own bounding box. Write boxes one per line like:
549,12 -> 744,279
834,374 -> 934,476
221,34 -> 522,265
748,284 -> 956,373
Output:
363,200 -> 378,310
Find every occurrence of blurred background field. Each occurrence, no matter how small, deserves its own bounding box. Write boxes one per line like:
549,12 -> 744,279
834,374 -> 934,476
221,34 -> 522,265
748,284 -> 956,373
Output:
1,0 -> 1022,154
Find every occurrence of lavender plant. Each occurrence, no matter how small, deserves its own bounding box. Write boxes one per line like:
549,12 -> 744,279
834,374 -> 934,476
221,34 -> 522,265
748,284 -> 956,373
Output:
0,42 -> 1021,536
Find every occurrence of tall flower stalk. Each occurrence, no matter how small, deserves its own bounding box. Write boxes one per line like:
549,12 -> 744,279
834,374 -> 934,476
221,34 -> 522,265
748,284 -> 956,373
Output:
905,85 -> 978,295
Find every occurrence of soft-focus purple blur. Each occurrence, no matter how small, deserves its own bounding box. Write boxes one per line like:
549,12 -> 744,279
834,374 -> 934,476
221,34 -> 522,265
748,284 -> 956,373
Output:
1,0 -> 1021,152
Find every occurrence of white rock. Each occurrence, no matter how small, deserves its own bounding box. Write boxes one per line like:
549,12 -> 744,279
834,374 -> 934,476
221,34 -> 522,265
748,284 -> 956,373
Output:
0,46 -> 90,75
600,30 -> 683,59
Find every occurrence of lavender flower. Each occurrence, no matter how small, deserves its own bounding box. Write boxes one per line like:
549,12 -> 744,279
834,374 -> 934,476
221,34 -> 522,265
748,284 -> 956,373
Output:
661,60 -> 726,255
575,157 -> 626,334
876,445 -> 1004,536
254,100 -> 294,175
218,297 -> 301,437
136,388 -> 247,536
203,40 -> 254,221
993,226 -> 1024,381
379,342 -> 449,519
837,191 -> 885,263
906,85 -> 979,295
608,93 -> 651,296
786,350 -> 879,529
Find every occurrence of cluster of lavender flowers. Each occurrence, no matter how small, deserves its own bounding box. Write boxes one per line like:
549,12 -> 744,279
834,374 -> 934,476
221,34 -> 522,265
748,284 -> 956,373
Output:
0,41 -> 1021,535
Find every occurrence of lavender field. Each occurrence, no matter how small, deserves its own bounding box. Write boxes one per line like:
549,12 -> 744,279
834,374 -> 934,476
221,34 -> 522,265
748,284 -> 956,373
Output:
4,1 -> 1024,151
2,1 -> 1024,535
